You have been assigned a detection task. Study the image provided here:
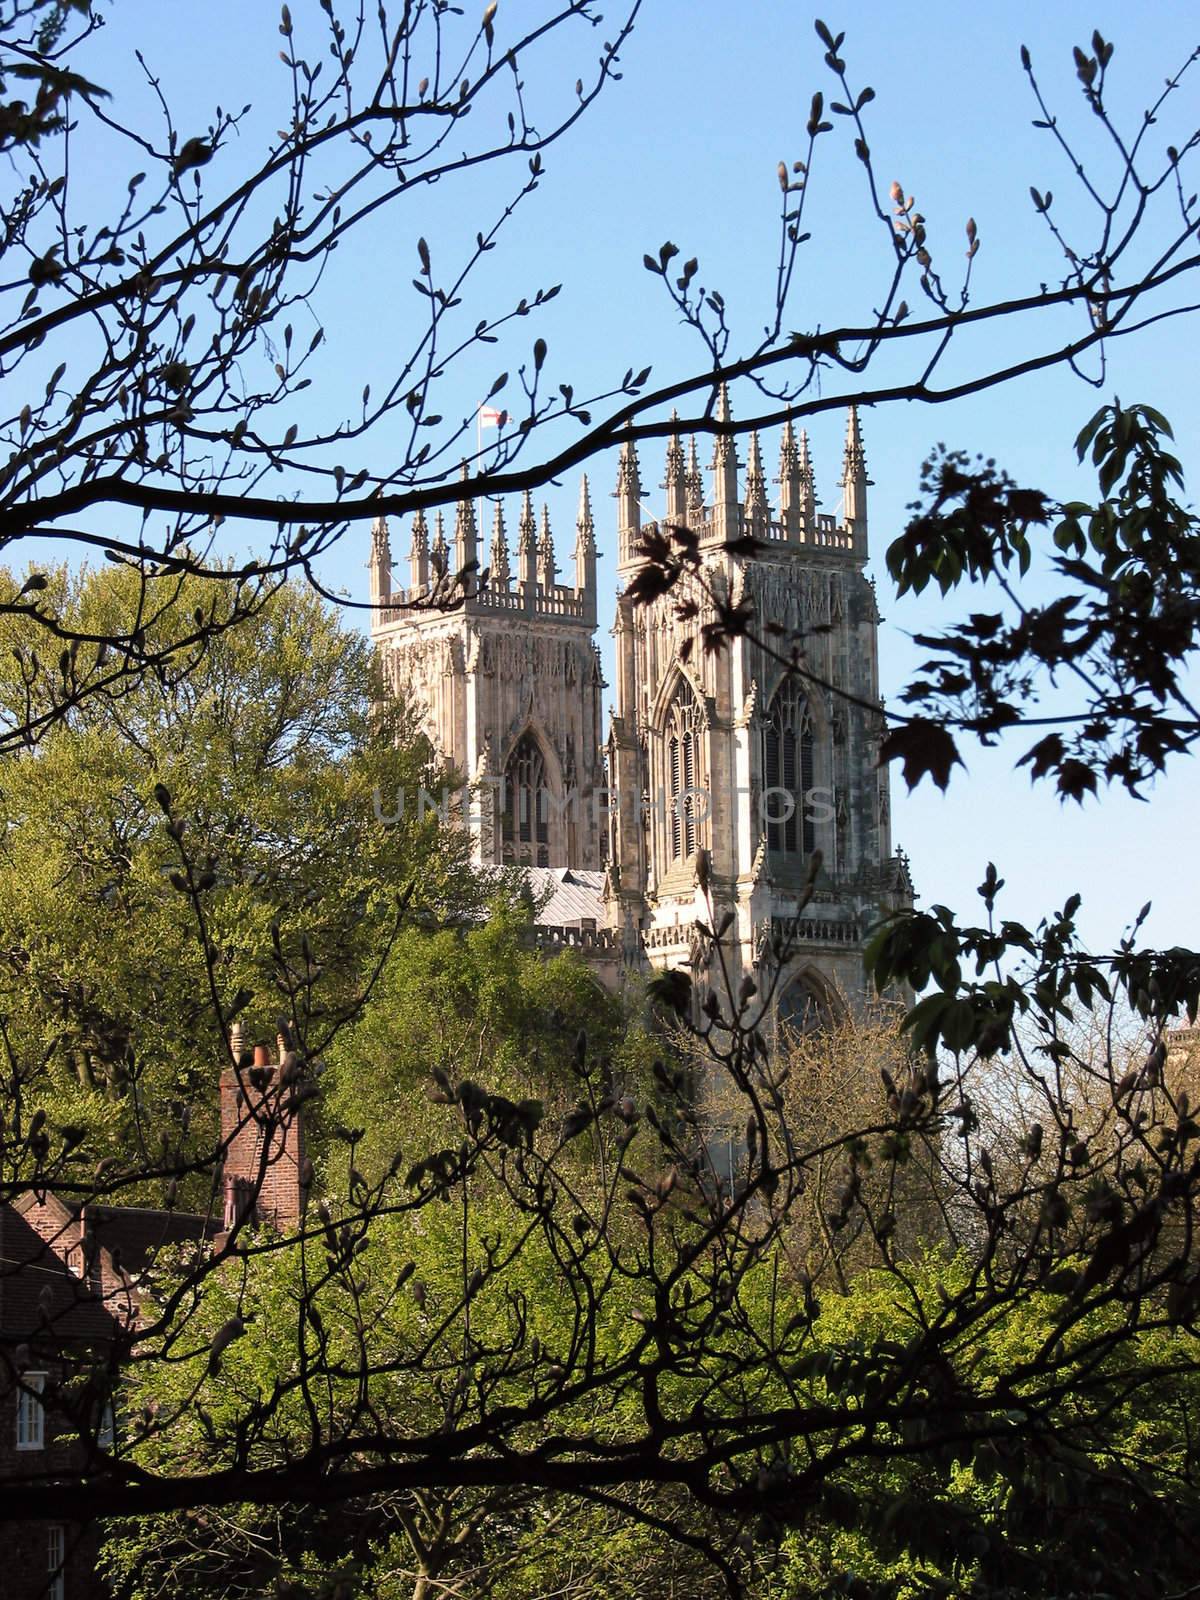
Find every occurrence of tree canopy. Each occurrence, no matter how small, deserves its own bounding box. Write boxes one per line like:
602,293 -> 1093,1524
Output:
0,5 -> 1199,1599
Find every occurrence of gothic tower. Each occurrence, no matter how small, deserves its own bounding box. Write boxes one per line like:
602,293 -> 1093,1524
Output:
369,476 -> 606,869
606,395 -> 912,1019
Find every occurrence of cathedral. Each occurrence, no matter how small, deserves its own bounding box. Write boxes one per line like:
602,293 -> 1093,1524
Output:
368,394 -> 913,1024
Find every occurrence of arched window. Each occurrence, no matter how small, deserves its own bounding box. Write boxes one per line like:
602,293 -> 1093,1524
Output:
664,678 -> 703,863
762,681 -> 815,856
778,976 -> 828,1038
503,733 -> 551,867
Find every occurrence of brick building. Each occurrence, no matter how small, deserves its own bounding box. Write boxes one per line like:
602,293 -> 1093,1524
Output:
0,1033 -> 305,1596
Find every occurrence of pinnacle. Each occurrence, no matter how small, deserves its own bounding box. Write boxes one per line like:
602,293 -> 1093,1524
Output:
490,500 -> 510,583
843,403 -> 865,461
744,431 -> 767,518
841,403 -> 871,484
685,436 -> 704,510
370,514 -> 391,559
616,426 -> 642,498
711,383 -> 737,471
777,414 -> 800,480
577,473 -> 594,530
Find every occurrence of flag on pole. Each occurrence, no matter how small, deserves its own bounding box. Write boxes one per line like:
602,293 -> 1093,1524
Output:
479,406 -> 508,427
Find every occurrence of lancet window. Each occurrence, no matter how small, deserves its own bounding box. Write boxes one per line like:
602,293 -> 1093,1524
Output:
503,732 -> 551,867
762,681 -> 816,856
664,678 -> 704,863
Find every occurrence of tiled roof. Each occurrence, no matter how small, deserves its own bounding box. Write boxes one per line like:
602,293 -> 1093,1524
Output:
84,1206 -> 217,1278
0,1203 -> 119,1346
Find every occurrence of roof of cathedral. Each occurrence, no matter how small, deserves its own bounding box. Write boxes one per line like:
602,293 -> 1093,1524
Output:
523,867 -> 606,926
475,864 -> 606,927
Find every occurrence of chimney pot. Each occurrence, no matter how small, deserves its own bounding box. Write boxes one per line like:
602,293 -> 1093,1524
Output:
253,1043 -> 271,1068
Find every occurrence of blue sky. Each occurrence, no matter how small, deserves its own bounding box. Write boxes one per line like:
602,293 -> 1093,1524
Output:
56,2 -> 1200,953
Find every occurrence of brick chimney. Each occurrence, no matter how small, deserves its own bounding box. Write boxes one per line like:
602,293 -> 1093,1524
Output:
219,1026 -> 307,1237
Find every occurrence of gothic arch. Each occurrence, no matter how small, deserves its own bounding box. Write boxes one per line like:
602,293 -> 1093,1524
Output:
757,673 -> 832,869
648,660 -> 708,734
777,967 -> 843,1039
499,722 -> 565,868
651,667 -> 708,875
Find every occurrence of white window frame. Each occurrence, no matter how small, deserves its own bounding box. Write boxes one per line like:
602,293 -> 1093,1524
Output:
47,1523 -> 66,1600
15,1370 -> 46,1451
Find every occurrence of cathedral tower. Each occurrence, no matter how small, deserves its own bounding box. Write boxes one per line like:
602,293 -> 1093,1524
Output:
606,399 -> 911,1018
369,480 -> 605,869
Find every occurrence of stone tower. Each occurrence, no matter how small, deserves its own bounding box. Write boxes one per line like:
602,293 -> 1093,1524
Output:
606,394 -> 912,1019
369,473 -> 606,869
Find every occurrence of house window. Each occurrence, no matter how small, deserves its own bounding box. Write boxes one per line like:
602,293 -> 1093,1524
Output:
98,1397 -> 116,1452
502,733 -> 551,867
47,1524 -> 65,1600
16,1371 -> 46,1450
761,682 -> 815,856
664,678 -> 703,863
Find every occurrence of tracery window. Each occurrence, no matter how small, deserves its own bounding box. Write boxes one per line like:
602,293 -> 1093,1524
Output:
503,732 -> 551,867
761,681 -> 815,856
778,976 -> 828,1038
665,677 -> 703,863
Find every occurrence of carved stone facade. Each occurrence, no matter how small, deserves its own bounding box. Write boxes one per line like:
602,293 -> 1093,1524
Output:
370,476 -> 606,870
370,400 -> 913,1013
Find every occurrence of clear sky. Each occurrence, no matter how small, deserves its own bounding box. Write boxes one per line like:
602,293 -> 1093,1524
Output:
53,2 -> 1200,955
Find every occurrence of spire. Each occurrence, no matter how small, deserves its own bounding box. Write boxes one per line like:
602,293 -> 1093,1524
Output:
798,427 -> 818,528
518,488 -> 537,590
710,384 -> 739,537
840,404 -> 870,549
410,509 -> 430,591
368,515 -> 392,608
489,500 -> 510,589
575,474 -> 595,556
454,462 -> 478,575
431,510 -> 448,573
843,403 -> 867,478
777,415 -> 802,537
616,429 -> 643,501
743,430 -> 767,528
615,426 -> 642,571
685,436 -> 704,519
537,503 -> 557,588
663,410 -> 686,523
574,474 -> 597,621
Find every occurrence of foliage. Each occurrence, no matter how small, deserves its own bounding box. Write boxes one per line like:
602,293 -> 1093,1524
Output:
884,402 -> 1200,798
1,4 -> 1200,1595
0,565 -> 470,1181
324,896 -> 654,1184
765,1264 -> 1200,1600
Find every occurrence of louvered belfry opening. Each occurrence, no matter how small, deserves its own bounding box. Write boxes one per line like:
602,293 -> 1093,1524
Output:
763,681 -> 815,857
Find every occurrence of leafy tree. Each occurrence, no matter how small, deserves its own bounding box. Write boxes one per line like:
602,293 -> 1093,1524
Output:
325,895 -> 655,1185
2,1 -> 1200,1593
881,402 -> 1200,800
0,564 -> 470,1175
